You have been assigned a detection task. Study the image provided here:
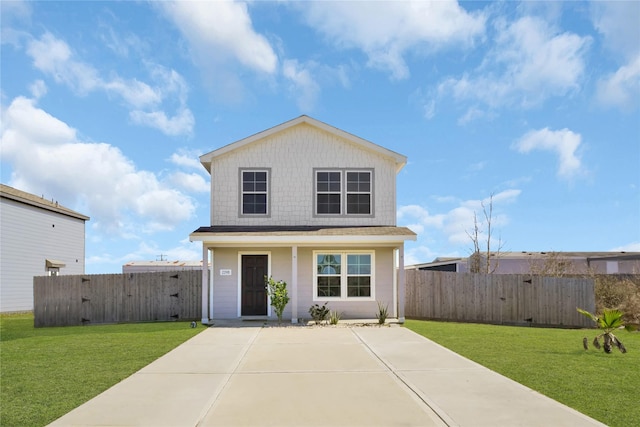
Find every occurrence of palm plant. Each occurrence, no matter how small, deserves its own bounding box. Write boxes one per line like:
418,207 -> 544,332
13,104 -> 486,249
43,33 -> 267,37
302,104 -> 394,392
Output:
577,308 -> 634,354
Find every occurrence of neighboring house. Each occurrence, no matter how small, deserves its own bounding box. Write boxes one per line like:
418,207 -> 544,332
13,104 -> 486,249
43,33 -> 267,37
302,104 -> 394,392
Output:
190,115 -> 416,323
123,260 -> 203,273
409,251 -> 640,275
0,184 -> 89,312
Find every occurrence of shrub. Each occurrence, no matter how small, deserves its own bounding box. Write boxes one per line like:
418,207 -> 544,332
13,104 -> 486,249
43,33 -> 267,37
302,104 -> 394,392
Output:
329,310 -> 341,325
375,301 -> 389,325
595,275 -> 640,324
308,303 -> 330,325
265,277 -> 290,324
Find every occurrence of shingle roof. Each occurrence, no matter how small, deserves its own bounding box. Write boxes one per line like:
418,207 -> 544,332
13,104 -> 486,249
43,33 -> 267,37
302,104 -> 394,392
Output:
0,183 -> 89,221
192,225 -> 416,237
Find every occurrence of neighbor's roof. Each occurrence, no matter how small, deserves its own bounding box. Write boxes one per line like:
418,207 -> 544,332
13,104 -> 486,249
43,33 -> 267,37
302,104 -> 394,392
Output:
409,251 -> 640,268
0,183 -> 89,221
199,115 -> 407,173
190,225 -> 416,246
123,260 -> 203,267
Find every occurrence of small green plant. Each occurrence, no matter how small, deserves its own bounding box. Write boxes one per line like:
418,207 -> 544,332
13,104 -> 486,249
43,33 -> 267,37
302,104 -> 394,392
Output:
577,308 -> 636,353
309,302 -> 330,325
265,276 -> 290,324
329,310 -> 342,325
376,301 -> 389,325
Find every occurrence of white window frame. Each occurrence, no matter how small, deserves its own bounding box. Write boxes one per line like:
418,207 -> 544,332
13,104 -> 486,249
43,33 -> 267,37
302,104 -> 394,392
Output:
312,250 -> 375,301
240,169 -> 270,216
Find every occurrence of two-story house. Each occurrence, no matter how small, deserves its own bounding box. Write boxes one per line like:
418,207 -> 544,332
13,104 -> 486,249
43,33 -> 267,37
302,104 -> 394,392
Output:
190,116 -> 416,324
1,184 -> 89,312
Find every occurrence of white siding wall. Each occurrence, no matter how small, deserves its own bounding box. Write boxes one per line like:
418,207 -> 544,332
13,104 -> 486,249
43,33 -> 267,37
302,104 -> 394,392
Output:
210,123 -> 397,226
0,198 -> 86,312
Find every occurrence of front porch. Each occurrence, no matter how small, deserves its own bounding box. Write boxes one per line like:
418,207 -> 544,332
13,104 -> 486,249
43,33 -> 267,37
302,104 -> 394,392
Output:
189,226 -> 416,324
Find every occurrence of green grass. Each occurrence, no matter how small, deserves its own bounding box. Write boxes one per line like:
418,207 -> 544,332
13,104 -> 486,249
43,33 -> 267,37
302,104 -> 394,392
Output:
0,313 -> 204,427
405,319 -> 640,427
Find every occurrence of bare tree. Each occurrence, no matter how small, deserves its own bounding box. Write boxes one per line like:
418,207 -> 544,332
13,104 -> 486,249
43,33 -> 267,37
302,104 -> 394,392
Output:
528,251 -> 575,277
466,193 -> 504,274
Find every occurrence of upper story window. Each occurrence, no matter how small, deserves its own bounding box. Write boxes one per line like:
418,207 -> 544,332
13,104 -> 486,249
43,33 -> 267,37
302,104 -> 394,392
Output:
315,169 -> 373,216
346,171 -> 371,214
241,169 -> 269,215
316,171 -> 342,215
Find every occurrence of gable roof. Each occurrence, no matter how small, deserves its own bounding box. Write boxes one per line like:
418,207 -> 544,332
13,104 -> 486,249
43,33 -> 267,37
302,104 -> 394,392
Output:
199,115 -> 407,173
0,183 -> 89,221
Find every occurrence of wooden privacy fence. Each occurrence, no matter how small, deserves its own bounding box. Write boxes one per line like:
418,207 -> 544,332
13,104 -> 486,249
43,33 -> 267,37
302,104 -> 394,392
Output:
34,271 -> 201,327
405,270 -> 595,328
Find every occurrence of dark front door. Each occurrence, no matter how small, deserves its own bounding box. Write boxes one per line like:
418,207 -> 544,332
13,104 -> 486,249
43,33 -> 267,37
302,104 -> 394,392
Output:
241,255 -> 268,316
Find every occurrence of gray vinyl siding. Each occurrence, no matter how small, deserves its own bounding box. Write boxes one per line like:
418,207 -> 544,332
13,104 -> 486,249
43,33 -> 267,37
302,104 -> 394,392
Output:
296,247 -> 395,320
209,124 -> 398,227
0,198 -> 86,312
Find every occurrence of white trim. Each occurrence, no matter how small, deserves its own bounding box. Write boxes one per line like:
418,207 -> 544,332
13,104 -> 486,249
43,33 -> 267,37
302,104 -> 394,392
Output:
291,246 -> 298,324
237,251 -> 271,318
201,245 -> 209,324
393,248 -> 398,319
312,250 -> 375,302
398,244 -> 405,323
209,249 -> 214,320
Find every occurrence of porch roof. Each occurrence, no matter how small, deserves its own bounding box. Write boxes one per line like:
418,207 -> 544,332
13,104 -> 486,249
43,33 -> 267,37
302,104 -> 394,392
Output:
189,225 -> 417,247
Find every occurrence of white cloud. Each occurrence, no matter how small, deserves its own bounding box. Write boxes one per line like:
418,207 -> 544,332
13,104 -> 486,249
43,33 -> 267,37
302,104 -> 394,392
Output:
397,205 -> 445,228
169,149 -> 205,170
29,79 -> 47,99
25,33 -> 193,136
169,172 -> 209,193
432,15 -> 590,117
590,2 -> 640,111
158,0 -> 277,74
591,1 -> 640,60
27,33 -> 100,94
610,242 -> 640,252
129,108 -> 194,137
512,128 -> 583,179
398,189 -> 520,249
282,59 -> 321,112
88,240 -> 201,267
595,55 -> 640,110
298,1 -> 486,80
1,95 -> 196,234
405,245 -> 440,266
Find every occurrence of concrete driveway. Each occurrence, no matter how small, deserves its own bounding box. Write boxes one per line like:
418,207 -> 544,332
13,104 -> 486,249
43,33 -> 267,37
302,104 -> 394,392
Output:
49,325 -> 604,427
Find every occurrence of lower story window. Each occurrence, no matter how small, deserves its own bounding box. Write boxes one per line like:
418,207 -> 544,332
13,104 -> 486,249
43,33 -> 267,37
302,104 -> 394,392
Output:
314,251 -> 374,300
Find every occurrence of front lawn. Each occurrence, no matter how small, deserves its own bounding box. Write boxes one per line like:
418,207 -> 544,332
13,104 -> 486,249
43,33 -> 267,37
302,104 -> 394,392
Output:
405,319 -> 640,427
0,313 -> 204,427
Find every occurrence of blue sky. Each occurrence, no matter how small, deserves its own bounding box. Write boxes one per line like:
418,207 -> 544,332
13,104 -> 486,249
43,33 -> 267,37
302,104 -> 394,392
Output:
1,1 -> 638,274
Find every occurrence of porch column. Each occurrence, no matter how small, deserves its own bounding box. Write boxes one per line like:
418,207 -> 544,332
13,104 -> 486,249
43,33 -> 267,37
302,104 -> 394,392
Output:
201,244 -> 209,324
398,244 -> 406,323
291,245 -> 298,323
